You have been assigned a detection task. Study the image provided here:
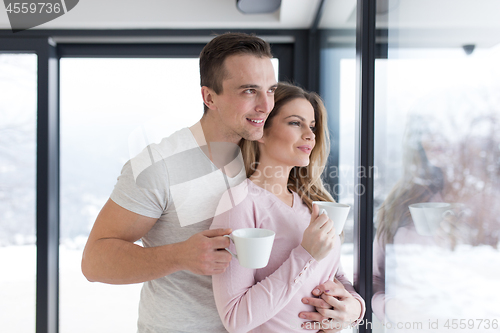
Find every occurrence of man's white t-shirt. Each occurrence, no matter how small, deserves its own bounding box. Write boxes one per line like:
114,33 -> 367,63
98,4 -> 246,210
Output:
110,127 -> 246,332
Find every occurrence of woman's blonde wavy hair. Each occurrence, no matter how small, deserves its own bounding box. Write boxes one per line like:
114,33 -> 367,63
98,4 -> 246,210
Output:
239,82 -> 335,212
375,114 -> 444,246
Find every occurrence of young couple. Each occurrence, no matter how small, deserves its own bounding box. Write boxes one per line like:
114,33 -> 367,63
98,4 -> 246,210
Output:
82,32 -> 365,332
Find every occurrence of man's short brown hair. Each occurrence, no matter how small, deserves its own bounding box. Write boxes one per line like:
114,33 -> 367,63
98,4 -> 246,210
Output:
199,32 -> 273,113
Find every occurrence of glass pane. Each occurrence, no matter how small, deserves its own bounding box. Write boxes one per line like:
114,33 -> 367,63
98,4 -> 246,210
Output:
337,55 -> 356,282
321,45 -> 356,282
320,42 -> 357,281
0,53 -> 37,332
59,57 -> 278,332
373,1 -> 500,331
320,31 -> 357,333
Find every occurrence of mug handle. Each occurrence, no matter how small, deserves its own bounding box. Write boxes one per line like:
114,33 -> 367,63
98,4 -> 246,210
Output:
313,203 -> 328,217
223,234 -> 238,259
442,209 -> 454,218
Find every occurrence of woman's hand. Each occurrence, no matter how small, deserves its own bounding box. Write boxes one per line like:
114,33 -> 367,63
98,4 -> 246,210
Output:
301,204 -> 336,262
299,279 -> 362,332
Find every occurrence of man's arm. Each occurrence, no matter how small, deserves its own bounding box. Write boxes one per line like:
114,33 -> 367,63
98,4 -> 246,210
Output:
81,199 -> 233,284
299,278 -> 365,332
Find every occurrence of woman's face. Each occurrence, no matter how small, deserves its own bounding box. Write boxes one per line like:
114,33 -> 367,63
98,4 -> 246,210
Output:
258,97 -> 316,168
421,132 -> 450,168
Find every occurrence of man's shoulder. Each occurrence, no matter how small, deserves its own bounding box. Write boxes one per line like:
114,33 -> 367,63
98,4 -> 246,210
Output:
123,127 -> 196,186
128,127 -> 198,167
152,127 -> 196,156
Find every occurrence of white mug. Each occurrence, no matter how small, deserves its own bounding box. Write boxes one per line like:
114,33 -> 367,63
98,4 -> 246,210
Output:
224,228 -> 275,269
409,202 -> 453,236
312,201 -> 350,235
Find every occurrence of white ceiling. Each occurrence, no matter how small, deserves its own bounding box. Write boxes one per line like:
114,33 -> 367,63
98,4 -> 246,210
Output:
1,0 -> 499,48
0,0 -> 324,30
1,0 -> 499,30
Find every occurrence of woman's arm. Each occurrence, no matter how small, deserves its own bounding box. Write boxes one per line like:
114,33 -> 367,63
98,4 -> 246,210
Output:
212,244 -> 318,333
211,204 -> 318,332
211,187 -> 337,332
298,263 -> 366,332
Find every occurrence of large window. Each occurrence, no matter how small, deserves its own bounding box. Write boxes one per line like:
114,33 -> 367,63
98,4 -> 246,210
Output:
371,1 -> 500,332
0,53 -> 37,333
320,45 -> 356,283
8,5 -> 500,330
318,1 -> 358,285
319,27 -> 357,331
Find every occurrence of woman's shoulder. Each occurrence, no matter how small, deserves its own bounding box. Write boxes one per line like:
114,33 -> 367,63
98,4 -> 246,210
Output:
213,179 -> 269,217
211,179 -> 262,229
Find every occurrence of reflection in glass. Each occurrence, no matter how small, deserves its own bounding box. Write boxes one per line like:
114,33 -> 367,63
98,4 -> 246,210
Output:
373,38 -> 500,333
0,53 -> 37,332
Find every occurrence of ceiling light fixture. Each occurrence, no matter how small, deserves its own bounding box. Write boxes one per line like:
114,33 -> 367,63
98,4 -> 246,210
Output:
236,0 -> 281,14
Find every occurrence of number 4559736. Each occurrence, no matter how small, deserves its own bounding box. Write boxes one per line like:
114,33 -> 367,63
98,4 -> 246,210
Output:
6,2 -> 61,14
444,319 -> 498,330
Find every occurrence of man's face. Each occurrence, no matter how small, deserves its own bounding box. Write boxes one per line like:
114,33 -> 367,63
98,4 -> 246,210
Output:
209,54 -> 277,143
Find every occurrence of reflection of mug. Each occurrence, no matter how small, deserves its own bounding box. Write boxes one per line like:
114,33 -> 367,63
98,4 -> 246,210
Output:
224,228 -> 275,269
312,201 -> 350,235
409,202 -> 453,236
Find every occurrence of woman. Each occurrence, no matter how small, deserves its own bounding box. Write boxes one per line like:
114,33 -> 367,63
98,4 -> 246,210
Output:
372,114 -> 449,324
210,82 -> 365,332
372,103 -> 500,326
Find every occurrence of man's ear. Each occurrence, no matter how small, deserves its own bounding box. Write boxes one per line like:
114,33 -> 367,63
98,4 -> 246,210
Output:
201,86 -> 217,110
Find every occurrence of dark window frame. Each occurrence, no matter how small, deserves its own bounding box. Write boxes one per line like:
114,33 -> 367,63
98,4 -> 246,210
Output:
0,37 -> 60,333
354,0 -> 376,332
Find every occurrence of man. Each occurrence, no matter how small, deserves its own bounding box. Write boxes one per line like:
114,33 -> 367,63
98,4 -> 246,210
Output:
82,33 -> 278,332
82,32 -> 363,332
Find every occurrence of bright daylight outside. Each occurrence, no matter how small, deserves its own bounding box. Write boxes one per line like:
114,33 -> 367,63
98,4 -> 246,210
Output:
2,45 -> 500,333
0,53 -> 37,333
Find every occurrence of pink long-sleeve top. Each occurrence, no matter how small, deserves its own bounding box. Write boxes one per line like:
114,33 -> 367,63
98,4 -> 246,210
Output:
210,179 -> 365,333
